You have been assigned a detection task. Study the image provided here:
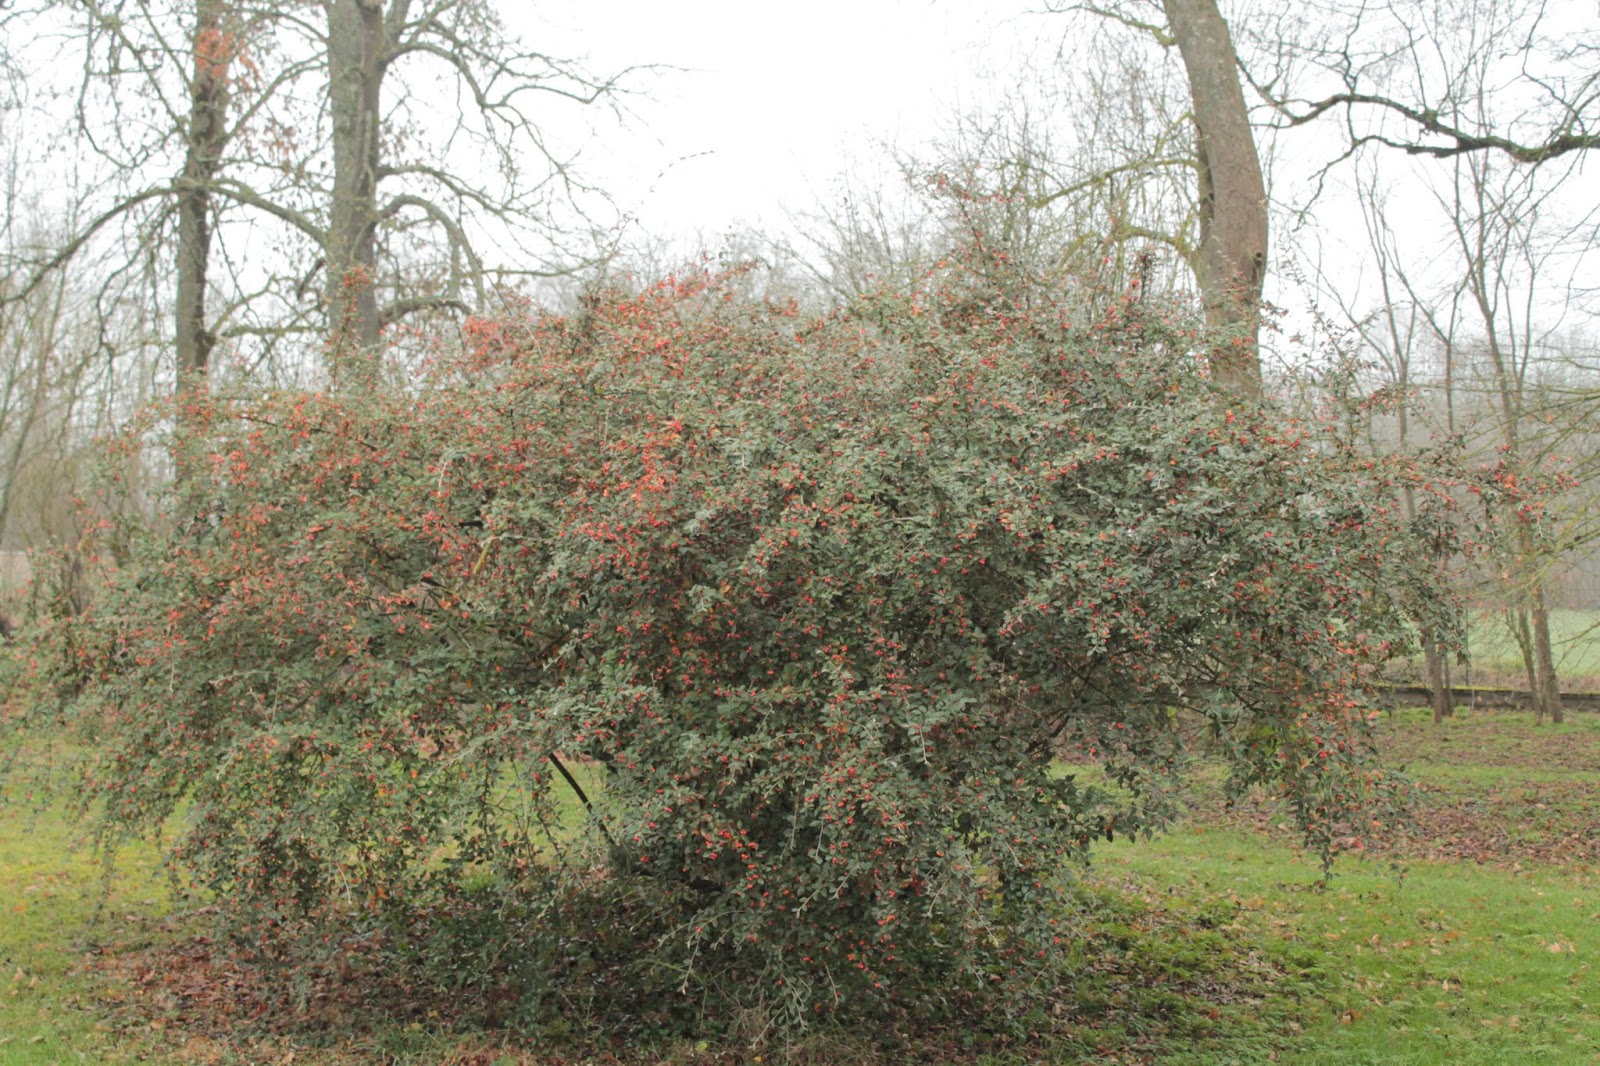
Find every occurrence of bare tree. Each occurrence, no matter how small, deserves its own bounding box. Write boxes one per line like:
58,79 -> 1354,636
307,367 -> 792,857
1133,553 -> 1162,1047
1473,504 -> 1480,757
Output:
1249,0 -> 1599,165
961,45 -> 1202,306
0,187 -> 165,559
0,252 -> 76,550
1049,0 -> 1268,393
1306,142 -> 1594,722
313,0 -> 633,387
785,157 -> 947,307
3,0 -> 288,385
1443,150 -> 1591,722
2,0 -> 633,397
174,0 -> 241,396
1309,167 -> 1464,720
1163,0 -> 1268,395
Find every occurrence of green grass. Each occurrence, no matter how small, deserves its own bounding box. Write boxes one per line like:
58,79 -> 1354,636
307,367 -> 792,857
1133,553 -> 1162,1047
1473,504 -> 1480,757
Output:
2,709 -> 1598,1063
1445,608 -> 1600,685
1096,832 -> 1599,1064
0,793 -> 174,1065
1392,708 -> 1599,787
0,747 -> 611,1066
1402,762 -> 1586,788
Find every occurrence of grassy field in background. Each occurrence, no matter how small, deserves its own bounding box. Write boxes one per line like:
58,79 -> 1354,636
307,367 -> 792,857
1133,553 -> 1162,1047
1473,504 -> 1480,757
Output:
1436,608 -> 1600,687
1,707 -> 1597,1064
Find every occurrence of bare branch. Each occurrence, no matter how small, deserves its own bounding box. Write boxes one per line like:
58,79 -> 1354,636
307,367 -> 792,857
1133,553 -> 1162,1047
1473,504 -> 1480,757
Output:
1270,89 -> 1600,163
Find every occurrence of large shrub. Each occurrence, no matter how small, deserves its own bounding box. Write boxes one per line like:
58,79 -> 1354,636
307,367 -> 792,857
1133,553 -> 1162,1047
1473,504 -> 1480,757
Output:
9,259 -> 1456,1028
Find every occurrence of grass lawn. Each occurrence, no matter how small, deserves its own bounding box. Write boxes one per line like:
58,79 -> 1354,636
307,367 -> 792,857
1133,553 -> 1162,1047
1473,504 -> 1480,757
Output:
2,708 -> 1597,1064
1098,831 -> 1597,1064
0,786 -> 176,1065
1424,608 -> 1600,689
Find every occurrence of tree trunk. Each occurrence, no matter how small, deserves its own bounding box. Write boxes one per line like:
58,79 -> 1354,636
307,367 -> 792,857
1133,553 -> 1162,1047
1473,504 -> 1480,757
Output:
1421,632 -> 1453,723
1529,584 -> 1562,724
1163,0 -> 1267,397
1400,462 -> 1452,720
1510,508 -> 1561,725
325,0 -> 386,391
175,0 -> 234,404
1508,606 -> 1542,724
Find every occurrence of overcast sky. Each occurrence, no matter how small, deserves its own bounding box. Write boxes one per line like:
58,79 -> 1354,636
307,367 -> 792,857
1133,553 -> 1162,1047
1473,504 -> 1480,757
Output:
9,0 -> 1591,357
512,0 -> 1596,358
522,0 -> 1056,247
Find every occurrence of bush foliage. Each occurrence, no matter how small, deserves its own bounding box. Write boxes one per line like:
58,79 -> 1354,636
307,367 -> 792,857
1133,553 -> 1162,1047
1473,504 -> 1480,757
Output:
7,258 -> 1457,1030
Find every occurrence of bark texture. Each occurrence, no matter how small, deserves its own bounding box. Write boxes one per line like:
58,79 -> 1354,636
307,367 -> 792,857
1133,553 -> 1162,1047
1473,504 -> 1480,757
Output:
325,0 -> 388,390
1163,0 -> 1267,396
176,0 -> 235,398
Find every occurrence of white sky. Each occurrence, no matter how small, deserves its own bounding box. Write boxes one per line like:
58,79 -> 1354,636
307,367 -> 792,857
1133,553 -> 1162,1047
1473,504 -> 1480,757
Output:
8,0 -> 1592,361
514,0 -> 1597,360
521,0 -> 1056,247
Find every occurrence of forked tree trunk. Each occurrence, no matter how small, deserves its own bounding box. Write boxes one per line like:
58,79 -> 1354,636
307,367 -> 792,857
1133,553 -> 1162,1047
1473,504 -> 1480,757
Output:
1509,516 -> 1561,725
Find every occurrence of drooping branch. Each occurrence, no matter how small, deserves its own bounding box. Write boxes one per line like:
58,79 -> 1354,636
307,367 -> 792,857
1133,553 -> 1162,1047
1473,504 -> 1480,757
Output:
1238,0 -> 1600,167
205,178 -> 328,245
379,190 -> 486,306
379,294 -> 472,327
0,186 -> 173,309
1267,89 -> 1599,163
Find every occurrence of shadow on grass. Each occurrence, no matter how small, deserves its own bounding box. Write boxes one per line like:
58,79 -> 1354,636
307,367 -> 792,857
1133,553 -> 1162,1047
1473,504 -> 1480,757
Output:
4,707 -> 1597,1064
